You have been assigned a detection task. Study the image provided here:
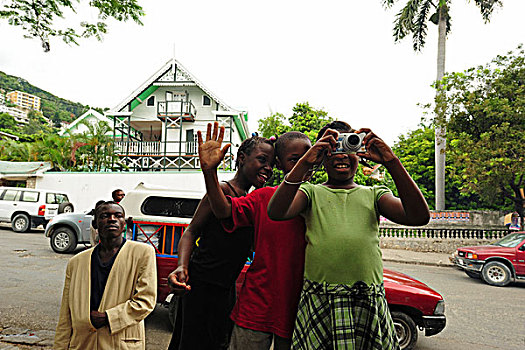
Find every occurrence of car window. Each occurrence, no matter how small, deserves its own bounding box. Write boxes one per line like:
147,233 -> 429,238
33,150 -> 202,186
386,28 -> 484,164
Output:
2,190 -> 20,201
141,196 -> 200,218
46,193 -> 56,204
134,224 -> 182,254
21,191 -> 39,202
494,233 -> 525,247
56,194 -> 69,203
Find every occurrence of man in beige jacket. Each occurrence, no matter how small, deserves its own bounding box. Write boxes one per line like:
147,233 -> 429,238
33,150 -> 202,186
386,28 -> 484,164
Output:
54,201 -> 157,350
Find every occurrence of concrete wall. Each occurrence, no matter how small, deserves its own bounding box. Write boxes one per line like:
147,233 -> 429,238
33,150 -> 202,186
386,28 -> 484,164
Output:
381,210 -> 506,229
35,171 -> 235,213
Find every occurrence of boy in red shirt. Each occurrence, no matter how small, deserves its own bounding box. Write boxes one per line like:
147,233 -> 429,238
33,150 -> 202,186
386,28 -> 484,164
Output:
198,123 -> 311,349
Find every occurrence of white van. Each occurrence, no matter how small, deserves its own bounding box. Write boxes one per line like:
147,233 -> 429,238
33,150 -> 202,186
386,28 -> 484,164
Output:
0,187 -> 74,232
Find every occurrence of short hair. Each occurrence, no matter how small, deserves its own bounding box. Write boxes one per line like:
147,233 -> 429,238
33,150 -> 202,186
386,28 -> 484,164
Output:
94,201 -> 125,223
316,121 -> 354,141
236,136 -> 274,167
274,131 -> 310,159
111,189 -> 123,198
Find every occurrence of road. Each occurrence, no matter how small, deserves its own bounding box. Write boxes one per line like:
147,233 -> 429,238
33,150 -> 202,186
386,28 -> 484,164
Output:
1,224 -> 524,349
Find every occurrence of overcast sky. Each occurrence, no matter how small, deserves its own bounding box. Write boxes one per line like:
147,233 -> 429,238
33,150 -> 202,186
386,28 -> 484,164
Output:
0,1 -> 523,144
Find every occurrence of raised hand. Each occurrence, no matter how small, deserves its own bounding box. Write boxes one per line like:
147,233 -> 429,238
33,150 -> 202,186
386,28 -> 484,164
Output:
197,122 -> 232,171
300,128 -> 339,167
355,128 -> 397,164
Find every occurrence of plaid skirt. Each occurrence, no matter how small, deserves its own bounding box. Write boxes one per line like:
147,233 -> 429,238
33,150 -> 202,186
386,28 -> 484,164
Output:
292,279 -> 400,350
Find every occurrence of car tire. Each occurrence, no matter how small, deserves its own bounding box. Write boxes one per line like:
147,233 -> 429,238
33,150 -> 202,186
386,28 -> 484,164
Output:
481,261 -> 512,287
391,311 -> 418,350
465,271 -> 480,279
12,213 -> 30,233
50,227 -> 77,253
58,202 -> 74,214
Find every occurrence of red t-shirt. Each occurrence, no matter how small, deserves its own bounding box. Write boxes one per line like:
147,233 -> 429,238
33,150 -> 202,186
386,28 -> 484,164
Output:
223,186 -> 307,339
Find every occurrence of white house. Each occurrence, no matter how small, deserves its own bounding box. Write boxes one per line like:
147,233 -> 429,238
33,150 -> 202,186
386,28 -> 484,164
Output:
59,109 -> 113,136
106,58 -> 250,171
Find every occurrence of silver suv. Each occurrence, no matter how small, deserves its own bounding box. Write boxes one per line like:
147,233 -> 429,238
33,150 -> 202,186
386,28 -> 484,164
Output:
0,187 -> 74,232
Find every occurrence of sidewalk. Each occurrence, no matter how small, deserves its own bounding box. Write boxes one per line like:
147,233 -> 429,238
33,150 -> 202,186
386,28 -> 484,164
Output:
382,248 -> 454,267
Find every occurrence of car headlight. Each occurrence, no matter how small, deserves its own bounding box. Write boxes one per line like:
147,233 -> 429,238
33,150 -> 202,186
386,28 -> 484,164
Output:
434,300 -> 445,315
466,252 -> 478,259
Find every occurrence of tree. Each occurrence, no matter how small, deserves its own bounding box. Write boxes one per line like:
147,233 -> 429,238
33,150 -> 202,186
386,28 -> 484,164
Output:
0,112 -> 16,129
257,112 -> 290,138
0,0 -> 144,51
439,46 -> 525,228
75,119 -> 116,171
382,0 -> 503,210
21,110 -> 54,135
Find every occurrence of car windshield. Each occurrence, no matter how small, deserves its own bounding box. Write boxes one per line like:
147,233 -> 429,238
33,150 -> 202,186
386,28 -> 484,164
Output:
493,233 -> 525,247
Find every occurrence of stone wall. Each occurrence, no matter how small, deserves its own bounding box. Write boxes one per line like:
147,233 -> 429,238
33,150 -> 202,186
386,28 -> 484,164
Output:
380,237 -> 494,254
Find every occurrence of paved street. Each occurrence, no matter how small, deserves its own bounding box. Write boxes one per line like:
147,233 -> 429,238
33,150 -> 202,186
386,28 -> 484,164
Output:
1,224 -> 524,349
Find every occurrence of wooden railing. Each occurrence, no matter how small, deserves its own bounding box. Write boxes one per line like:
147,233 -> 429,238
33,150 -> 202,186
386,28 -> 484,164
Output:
379,227 -> 510,240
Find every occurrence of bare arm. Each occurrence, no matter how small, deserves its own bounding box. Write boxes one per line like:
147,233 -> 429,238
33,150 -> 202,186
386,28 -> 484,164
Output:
198,122 -> 233,219
268,129 -> 338,220
356,128 -> 430,226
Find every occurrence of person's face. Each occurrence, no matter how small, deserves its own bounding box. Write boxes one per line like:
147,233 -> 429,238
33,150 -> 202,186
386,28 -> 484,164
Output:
113,190 -> 125,202
323,152 -> 359,183
276,138 -> 311,174
239,143 -> 275,188
96,204 -> 126,239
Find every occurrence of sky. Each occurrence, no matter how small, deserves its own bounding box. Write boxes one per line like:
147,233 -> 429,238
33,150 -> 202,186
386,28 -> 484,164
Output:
0,1 -> 524,144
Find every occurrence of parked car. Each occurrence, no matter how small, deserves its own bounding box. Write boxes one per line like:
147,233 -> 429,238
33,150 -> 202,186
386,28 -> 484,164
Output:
44,211 -> 94,253
0,186 -> 74,232
451,231 -> 525,287
120,182 -> 445,350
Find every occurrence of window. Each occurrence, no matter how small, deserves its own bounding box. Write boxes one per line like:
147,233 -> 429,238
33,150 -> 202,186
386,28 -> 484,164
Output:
21,191 -> 39,202
46,193 -> 69,204
141,196 -> 200,218
147,96 -> 155,106
1,190 -> 19,201
202,95 -> 211,106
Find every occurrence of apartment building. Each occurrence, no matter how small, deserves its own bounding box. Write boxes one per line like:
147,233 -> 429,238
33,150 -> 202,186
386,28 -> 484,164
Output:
6,91 -> 41,110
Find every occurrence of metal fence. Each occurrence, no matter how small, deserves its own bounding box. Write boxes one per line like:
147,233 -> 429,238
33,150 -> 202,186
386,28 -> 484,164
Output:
379,227 -> 510,240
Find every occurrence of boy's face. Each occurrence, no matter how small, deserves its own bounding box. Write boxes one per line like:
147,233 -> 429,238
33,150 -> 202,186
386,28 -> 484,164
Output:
276,138 -> 311,173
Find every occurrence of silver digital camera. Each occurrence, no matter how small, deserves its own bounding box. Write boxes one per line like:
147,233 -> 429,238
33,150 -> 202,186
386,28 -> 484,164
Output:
334,132 -> 366,154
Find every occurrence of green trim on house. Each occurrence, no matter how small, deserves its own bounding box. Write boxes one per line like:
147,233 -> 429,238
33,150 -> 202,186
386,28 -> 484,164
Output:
130,86 -> 159,111
233,114 -> 247,141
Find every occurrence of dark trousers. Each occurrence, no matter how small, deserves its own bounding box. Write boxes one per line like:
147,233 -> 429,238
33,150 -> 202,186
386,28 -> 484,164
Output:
168,281 -> 236,350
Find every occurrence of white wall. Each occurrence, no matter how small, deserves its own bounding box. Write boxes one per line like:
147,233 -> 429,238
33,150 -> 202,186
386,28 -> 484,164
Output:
35,171 -> 236,213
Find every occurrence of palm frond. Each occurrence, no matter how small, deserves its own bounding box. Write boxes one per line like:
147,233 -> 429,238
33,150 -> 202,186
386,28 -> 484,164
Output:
413,0 -> 433,51
472,0 -> 503,22
393,0 -> 423,41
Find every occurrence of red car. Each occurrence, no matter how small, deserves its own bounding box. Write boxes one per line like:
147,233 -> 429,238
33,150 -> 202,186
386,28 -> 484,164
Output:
452,231 -> 525,287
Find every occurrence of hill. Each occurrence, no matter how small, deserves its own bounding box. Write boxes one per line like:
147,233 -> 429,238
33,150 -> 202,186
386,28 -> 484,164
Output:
0,71 -> 105,126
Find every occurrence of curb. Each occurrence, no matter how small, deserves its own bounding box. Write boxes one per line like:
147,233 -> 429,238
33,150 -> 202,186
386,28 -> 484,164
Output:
383,258 -> 455,268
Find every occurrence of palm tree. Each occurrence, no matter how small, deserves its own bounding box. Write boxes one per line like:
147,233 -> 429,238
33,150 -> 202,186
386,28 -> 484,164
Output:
77,120 -> 116,172
382,0 -> 503,210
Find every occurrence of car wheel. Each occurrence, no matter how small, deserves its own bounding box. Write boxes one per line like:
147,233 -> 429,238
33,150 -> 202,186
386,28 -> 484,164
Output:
58,202 -> 74,214
481,261 -> 511,287
465,271 -> 480,279
50,227 -> 77,253
391,311 -> 418,350
12,213 -> 30,233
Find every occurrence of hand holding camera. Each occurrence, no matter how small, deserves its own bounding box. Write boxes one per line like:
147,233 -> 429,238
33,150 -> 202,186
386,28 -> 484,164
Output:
354,128 -> 397,165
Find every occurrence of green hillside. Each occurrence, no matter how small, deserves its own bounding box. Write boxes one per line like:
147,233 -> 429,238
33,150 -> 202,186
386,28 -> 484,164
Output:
0,71 -> 105,126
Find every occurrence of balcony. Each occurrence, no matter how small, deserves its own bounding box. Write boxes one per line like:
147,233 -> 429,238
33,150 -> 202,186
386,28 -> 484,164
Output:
157,100 -> 196,121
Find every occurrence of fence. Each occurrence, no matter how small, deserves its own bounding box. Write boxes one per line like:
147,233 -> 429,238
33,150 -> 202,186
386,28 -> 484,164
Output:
379,227 -> 510,240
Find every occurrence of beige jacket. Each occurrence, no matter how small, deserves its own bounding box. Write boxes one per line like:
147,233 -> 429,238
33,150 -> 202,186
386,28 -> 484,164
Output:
54,240 -> 157,350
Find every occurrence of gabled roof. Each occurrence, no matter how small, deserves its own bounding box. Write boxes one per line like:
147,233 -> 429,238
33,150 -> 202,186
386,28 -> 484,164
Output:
110,59 -> 237,113
59,109 -> 109,136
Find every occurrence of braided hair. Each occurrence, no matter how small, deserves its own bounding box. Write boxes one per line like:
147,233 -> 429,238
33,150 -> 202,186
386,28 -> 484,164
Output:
236,136 -> 274,168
